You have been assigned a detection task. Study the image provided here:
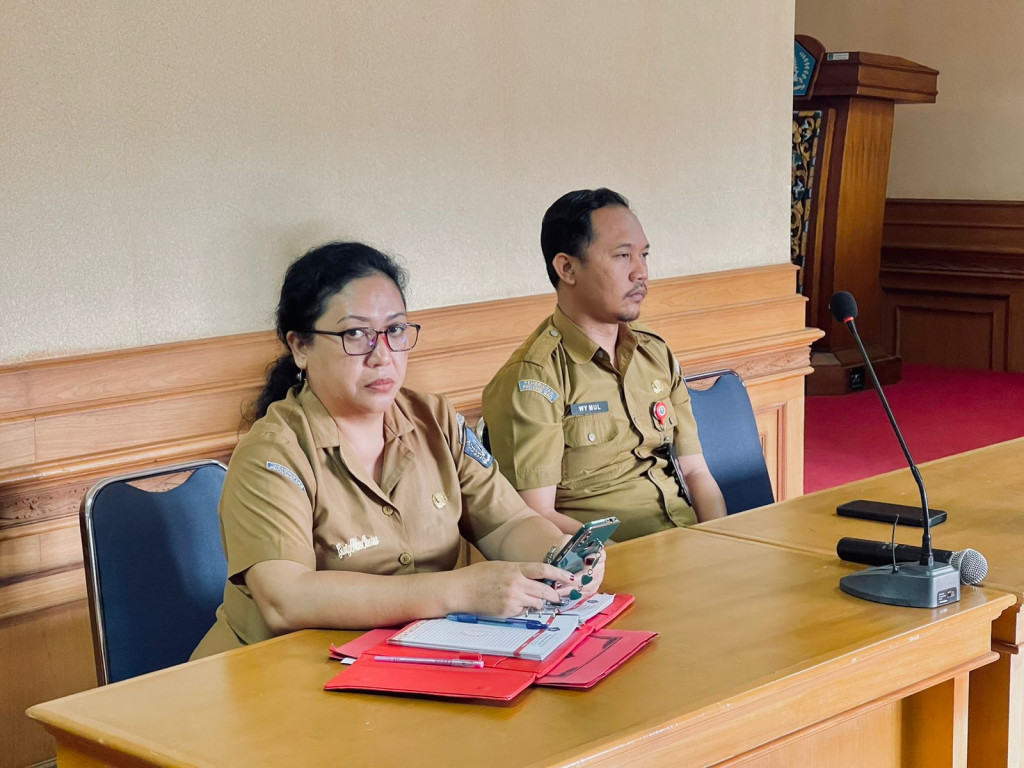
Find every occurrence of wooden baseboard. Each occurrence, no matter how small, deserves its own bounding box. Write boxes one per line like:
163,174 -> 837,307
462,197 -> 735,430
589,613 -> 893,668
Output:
881,199 -> 1024,372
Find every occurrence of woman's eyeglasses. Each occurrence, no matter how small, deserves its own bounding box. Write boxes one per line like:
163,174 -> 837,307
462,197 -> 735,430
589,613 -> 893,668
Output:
307,323 -> 421,356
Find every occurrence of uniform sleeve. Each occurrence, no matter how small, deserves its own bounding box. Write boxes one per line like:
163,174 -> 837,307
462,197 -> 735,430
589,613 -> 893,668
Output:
437,399 -> 540,553
481,361 -> 564,490
668,353 -> 703,456
219,424 -> 318,581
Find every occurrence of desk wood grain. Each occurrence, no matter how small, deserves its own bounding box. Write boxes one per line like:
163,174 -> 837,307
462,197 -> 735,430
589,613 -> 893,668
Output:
28,529 -> 1012,768
695,437 -> 1024,767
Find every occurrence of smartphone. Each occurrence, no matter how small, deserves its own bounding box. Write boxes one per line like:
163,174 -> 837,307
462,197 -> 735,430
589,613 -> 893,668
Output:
545,516 -> 620,577
836,499 -> 947,528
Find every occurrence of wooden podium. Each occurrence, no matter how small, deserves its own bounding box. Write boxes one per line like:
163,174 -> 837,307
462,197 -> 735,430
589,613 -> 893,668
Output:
795,49 -> 938,395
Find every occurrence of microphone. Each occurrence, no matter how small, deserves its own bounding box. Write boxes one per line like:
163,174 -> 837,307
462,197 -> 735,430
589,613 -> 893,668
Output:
828,291 -> 960,608
836,538 -> 988,586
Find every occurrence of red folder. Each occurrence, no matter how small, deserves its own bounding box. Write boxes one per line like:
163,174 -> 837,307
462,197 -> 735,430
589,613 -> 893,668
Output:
323,594 -> 646,701
324,624 -> 593,701
535,628 -> 658,688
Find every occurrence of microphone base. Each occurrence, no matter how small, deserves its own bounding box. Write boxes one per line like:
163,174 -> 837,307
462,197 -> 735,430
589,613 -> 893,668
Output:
840,562 -> 961,608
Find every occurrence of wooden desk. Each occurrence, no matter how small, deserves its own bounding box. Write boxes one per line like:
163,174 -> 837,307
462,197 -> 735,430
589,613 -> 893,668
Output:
28,529 -> 1010,768
695,437 -> 1024,767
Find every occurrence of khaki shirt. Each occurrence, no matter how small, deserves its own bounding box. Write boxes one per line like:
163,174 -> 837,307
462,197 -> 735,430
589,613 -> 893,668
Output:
481,307 -> 702,542
192,384 -> 536,658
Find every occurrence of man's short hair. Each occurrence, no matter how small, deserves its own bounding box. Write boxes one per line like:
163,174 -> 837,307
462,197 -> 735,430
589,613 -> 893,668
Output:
541,188 -> 630,288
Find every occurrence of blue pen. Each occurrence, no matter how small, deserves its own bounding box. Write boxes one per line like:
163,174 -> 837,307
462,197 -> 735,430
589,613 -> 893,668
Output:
446,613 -> 550,631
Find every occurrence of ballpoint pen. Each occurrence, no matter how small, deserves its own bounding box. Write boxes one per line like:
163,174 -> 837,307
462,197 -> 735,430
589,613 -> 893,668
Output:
445,613 -> 550,630
372,655 -> 484,668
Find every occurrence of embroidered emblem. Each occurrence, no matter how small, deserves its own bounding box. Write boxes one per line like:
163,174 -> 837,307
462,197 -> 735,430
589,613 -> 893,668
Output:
569,401 -> 609,416
518,379 -> 558,403
265,461 -> 305,491
432,491 -> 448,509
651,379 -> 665,395
335,535 -> 380,560
464,426 -> 494,468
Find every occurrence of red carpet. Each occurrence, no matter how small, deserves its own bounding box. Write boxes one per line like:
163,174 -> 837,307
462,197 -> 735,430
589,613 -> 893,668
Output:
804,364 -> 1024,493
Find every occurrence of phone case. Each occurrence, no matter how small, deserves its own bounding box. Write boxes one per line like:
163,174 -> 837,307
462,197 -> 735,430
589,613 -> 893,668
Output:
547,517 -> 619,574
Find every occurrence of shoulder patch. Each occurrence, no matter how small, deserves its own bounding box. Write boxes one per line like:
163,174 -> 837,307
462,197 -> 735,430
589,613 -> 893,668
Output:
265,461 -> 306,491
518,379 -> 559,403
463,424 -> 494,468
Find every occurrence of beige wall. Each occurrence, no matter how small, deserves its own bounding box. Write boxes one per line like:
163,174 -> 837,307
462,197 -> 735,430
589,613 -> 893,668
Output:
2,2 -> 794,363
796,0 -> 1024,202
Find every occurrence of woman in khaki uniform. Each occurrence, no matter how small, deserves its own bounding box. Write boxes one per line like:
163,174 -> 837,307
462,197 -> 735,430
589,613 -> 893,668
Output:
193,243 -> 603,657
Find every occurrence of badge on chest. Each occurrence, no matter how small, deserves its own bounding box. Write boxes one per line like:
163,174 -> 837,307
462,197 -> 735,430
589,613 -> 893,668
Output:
568,401 -> 609,416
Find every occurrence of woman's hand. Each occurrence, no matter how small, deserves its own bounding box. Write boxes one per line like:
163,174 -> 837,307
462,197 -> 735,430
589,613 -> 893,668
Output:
453,560 -> 573,617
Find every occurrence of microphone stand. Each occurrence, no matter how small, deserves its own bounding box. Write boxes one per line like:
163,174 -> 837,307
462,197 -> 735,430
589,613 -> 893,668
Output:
835,312 -> 960,608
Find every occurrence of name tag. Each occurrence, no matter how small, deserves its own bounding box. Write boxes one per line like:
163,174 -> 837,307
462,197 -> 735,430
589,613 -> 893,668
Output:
569,401 -> 609,416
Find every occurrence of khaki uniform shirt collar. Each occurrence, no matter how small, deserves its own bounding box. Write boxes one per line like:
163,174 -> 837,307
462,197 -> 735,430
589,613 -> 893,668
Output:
552,305 -> 640,366
553,305 -> 601,364
296,382 -> 417,447
296,384 -> 341,448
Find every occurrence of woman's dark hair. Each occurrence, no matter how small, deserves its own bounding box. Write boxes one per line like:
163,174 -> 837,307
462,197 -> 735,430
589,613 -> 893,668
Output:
251,242 -> 408,422
540,188 -> 630,288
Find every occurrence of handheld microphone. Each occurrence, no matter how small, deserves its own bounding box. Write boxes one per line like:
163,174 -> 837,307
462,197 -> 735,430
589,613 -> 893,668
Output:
828,291 -> 960,608
836,537 -> 988,586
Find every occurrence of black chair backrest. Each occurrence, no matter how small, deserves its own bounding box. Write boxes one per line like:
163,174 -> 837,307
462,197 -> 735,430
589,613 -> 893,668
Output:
81,460 -> 228,684
685,370 -> 775,515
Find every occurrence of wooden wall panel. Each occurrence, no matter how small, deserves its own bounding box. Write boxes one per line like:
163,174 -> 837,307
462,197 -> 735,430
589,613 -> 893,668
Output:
0,263 -> 820,767
881,199 -> 1024,372
0,601 -> 96,768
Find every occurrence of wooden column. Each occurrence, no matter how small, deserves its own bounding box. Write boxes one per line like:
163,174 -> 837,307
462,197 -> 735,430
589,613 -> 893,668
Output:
800,52 -> 938,395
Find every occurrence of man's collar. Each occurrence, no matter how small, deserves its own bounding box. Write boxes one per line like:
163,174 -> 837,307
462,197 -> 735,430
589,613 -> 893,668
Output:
552,306 -> 601,363
552,305 -> 641,363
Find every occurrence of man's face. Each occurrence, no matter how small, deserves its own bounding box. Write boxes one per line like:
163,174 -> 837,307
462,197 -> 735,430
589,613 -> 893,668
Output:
570,205 -> 649,323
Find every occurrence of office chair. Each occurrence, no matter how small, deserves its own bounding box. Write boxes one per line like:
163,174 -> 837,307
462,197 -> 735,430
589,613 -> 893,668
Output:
80,459 -> 228,684
684,370 -> 775,515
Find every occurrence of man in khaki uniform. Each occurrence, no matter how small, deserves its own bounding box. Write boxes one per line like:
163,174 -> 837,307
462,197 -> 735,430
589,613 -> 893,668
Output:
482,188 -> 726,541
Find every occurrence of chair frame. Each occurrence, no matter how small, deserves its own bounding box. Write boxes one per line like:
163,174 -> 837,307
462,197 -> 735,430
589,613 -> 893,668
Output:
80,458 -> 227,685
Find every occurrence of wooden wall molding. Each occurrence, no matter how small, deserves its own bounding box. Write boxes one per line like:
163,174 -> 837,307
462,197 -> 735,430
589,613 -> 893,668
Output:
881,199 -> 1024,371
1,262 -> 820,766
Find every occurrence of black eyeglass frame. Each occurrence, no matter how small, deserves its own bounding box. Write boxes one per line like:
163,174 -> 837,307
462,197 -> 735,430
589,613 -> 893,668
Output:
306,323 -> 421,356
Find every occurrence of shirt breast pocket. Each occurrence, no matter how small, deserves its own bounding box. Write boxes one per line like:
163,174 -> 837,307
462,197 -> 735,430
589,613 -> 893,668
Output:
561,414 -> 620,489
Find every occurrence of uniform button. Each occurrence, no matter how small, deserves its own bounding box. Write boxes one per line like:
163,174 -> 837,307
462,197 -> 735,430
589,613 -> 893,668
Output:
549,330 -> 559,337
398,552 -> 413,566
382,505 -> 395,516
587,433 -> 596,442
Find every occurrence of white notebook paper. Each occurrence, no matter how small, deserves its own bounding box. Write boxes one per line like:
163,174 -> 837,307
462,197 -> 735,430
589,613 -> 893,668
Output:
388,614 -> 580,661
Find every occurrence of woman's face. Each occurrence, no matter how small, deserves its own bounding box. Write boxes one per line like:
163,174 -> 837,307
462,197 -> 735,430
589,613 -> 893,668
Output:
287,274 -> 409,421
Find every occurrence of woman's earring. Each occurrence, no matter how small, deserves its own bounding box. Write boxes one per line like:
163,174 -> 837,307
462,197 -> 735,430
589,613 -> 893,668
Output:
296,368 -> 306,384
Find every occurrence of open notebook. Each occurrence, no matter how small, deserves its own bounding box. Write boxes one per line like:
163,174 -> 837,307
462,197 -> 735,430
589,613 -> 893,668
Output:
388,613 -> 580,661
